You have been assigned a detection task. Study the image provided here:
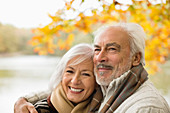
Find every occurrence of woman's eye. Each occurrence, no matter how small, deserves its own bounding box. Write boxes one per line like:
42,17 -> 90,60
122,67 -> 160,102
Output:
66,70 -> 74,74
94,48 -> 101,52
82,73 -> 90,76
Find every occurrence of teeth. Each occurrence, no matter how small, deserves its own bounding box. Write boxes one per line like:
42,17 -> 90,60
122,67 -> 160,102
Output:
97,64 -> 113,70
70,87 -> 83,92
98,65 -> 104,68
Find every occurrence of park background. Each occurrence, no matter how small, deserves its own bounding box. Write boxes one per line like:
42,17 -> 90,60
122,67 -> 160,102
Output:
0,0 -> 169,112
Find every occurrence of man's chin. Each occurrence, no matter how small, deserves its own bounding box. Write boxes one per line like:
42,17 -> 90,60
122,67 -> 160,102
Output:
96,77 -> 111,86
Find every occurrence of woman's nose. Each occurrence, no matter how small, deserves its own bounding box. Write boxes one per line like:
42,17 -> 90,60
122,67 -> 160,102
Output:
71,73 -> 81,85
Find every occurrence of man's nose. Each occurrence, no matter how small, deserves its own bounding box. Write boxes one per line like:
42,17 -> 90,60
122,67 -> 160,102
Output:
71,73 -> 81,85
96,50 -> 107,63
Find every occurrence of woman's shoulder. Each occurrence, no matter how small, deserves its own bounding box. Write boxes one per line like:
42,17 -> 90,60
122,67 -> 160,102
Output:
34,97 -> 58,113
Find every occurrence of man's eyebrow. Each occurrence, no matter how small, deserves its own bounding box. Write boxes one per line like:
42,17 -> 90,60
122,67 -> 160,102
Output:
94,43 -> 121,50
106,43 -> 121,49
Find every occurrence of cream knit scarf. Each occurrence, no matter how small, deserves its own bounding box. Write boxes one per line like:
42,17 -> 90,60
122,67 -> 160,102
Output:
50,83 -> 92,113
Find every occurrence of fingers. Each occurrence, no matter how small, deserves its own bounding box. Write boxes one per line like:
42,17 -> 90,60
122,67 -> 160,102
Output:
27,103 -> 38,113
14,97 -> 38,113
14,97 -> 28,113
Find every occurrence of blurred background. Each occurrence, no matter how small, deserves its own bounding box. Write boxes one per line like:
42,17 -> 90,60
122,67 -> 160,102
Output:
0,0 -> 169,112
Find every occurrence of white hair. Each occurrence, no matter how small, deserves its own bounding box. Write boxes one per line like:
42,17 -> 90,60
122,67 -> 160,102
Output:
93,23 -> 146,65
48,43 -> 93,91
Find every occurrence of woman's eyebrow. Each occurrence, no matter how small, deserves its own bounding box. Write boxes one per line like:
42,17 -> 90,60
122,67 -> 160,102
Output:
67,66 -> 74,70
82,69 -> 92,72
94,45 -> 100,48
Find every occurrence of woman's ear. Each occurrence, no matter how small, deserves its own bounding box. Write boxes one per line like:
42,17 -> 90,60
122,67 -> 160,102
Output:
132,52 -> 141,66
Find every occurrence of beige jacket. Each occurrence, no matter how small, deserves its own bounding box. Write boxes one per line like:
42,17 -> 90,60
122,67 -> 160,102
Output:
99,74 -> 170,113
114,80 -> 170,113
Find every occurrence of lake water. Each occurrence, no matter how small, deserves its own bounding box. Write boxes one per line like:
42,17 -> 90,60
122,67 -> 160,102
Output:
0,55 -> 169,113
0,55 -> 60,113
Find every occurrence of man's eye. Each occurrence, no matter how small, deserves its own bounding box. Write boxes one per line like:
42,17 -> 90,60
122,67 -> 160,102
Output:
82,73 -> 90,76
66,70 -> 74,74
108,48 -> 116,51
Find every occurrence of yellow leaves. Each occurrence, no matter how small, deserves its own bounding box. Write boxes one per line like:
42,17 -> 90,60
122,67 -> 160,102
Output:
150,5 -> 163,22
62,20 -> 75,33
108,4 -> 116,13
28,36 -> 42,47
57,39 -> 65,50
47,48 -> 55,54
141,22 -> 154,35
145,36 -> 169,61
29,34 -> 57,55
65,0 -> 74,10
125,1 -> 170,74
66,33 -> 74,46
38,49 -> 48,55
145,29 -> 170,74
32,36 -> 42,42
49,14 -> 61,22
75,16 -> 92,33
33,46 -> 47,55
145,61 -> 160,75
34,47 -> 40,53
57,33 -> 75,50
28,0 -> 170,74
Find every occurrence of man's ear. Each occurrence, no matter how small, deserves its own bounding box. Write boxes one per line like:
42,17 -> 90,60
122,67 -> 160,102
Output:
132,52 -> 141,66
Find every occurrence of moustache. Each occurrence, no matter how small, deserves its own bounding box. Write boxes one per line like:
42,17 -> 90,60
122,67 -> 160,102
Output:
96,64 -> 113,70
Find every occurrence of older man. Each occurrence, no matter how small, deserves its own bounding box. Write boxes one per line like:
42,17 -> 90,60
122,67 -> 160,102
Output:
14,23 -> 170,113
90,23 -> 170,113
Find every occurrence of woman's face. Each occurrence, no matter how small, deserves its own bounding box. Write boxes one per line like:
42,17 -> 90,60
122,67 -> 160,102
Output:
62,57 -> 95,104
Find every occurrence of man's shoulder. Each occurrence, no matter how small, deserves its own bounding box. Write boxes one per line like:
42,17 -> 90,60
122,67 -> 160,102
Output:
115,80 -> 170,113
128,80 -> 169,107
136,80 -> 161,95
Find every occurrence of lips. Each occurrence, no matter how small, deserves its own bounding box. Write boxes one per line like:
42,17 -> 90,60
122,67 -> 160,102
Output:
69,86 -> 84,93
97,64 -> 113,70
96,64 -> 113,76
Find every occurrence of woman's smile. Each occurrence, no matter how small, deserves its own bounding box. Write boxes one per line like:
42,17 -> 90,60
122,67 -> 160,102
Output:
68,86 -> 84,93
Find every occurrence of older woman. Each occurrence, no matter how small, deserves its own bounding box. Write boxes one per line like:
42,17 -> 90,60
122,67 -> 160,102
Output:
14,43 -> 102,113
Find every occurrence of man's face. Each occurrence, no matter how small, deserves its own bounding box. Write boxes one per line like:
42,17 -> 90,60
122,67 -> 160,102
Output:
93,27 -> 133,86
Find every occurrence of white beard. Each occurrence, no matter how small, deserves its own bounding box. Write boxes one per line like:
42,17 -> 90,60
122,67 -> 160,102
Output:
94,62 -> 132,86
94,71 -> 114,86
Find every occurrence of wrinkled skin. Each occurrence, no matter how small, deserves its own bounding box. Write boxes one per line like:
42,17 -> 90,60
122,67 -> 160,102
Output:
93,26 -> 141,86
14,97 -> 38,113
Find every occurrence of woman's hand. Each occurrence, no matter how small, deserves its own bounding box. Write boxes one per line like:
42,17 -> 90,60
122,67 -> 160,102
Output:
14,97 -> 38,113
